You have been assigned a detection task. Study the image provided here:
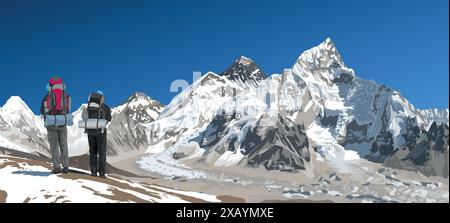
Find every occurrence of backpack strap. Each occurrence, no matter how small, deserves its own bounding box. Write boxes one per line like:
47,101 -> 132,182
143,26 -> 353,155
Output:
101,105 -> 106,134
96,104 -> 101,133
62,84 -> 66,114
51,85 -> 56,109
49,85 -> 56,114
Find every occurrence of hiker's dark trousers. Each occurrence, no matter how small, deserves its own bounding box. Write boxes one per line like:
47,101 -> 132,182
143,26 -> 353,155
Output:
88,133 -> 107,176
46,126 -> 69,170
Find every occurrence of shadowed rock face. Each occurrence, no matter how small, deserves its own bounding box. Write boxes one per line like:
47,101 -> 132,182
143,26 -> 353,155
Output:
371,131 -> 395,157
341,120 -> 370,146
190,113 -> 311,171
190,113 -> 237,150
246,116 -> 310,171
319,114 -> 338,129
357,116 -> 450,178
332,72 -> 354,85
383,119 -> 449,178
220,56 -> 267,88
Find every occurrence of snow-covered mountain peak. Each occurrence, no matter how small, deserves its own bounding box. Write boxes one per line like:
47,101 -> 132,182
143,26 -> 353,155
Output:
155,71 -> 242,122
322,37 -> 337,49
0,96 -> 48,155
127,91 -> 150,101
316,37 -> 344,66
198,71 -> 224,84
1,96 -> 32,114
220,56 -> 267,88
420,108 -> 449,125
293,38 -> 348,81
126,92 -> 163,110
236,56 -> 253,65
113,92 -> 164,124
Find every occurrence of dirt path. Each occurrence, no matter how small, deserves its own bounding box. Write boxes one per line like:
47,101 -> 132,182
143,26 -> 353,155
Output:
0,190 -> 7,203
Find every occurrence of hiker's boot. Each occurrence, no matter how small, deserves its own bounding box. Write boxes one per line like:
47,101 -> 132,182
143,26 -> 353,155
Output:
52,168 -> 61,174
99,174 -> 107,179
62,167 -> 69,174
90,172 -> 98,177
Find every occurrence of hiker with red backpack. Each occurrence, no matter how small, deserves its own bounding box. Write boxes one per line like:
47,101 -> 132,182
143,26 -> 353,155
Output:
40,76 -> 73,174
80,91 -> 111,178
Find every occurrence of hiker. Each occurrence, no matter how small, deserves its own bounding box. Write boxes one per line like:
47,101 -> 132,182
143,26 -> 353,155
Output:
40,76 -> 73,174
80,91 -> 111,178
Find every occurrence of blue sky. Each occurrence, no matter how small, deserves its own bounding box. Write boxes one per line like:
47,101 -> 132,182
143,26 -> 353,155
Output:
0,0 -> 448,113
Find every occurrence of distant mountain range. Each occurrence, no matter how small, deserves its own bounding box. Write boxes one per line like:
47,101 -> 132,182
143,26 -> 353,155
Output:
142,38 -> 449,178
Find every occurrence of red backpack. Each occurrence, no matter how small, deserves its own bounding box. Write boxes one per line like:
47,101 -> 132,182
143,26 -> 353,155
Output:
44,77 -> 71,115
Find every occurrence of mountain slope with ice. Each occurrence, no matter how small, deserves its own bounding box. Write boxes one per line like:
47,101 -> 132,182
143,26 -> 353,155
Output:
144,72 -> 245,154
142,38 -> 448,178
107,92 -> 164,161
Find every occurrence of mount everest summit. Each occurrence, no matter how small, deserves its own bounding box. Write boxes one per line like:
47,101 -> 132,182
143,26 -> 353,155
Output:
0,38 -> 448,183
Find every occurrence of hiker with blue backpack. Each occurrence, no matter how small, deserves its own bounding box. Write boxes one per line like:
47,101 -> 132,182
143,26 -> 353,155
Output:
40,77 -> 73,174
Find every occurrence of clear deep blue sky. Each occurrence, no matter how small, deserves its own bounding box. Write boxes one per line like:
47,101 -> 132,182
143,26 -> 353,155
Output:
0,0 -> 448,113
